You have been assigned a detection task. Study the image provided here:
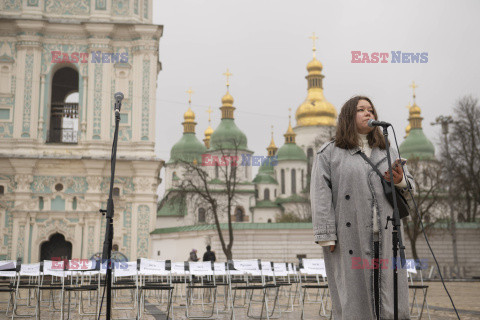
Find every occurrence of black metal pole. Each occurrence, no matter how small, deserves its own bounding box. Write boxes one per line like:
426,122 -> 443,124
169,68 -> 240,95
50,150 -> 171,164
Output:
101,92 -> 124,320
382,126 -> 406,320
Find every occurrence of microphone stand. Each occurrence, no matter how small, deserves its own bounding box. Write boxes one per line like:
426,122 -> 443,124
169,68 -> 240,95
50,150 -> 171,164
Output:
101,92 -> 124,320
382,125 -> 406,320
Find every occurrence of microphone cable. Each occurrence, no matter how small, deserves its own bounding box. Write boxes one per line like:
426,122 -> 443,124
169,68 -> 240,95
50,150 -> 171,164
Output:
391,126 -> 461,320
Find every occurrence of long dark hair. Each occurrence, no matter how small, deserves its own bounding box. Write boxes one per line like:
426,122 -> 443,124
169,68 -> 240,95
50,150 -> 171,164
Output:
335,96 -> 386,150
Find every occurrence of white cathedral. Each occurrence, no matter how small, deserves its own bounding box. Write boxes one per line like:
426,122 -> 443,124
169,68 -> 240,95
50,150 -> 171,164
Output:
152,47 -> 340,262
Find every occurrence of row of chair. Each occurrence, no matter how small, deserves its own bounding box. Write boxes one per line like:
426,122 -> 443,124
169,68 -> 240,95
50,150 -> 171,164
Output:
0,258 -> 429,319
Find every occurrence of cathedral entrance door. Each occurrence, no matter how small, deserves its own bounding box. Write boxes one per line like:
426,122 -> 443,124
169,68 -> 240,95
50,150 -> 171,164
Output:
40,233 -> 72,261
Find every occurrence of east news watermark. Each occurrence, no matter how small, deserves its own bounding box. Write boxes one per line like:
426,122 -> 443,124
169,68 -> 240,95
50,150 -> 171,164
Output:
351,51 -> 428,63
51,51 -> 128,64
201,154 -> 278,167
352,257 -> 429,270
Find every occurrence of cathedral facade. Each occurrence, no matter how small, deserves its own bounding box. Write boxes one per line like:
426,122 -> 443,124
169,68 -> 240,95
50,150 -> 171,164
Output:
0,0 -> 162,262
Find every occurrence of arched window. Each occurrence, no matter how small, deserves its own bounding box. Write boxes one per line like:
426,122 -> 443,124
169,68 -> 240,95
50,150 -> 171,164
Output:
215,164 -> 219,179
235,207 -> 244,222
274,189 -> 277,197
301,169 -> 304,190
267,219 -> 272,223
72,197 -> 77,210
0,185 -> 4,195
264,188 -> 270,200
49,67 -> 79,143
281,169 -> 285,194
39,196 -> 44,210
198,208 -> 206,223
113,187 -> 120,197
291,169 -> 296,194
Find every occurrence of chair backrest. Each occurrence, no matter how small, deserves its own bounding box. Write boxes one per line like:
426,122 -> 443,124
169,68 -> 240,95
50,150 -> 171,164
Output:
213,262 -> 227,276
67,259 -> 97,276
301,259 -> 326,277
43,260 -> 67,278
19,263 -> 41,277
171,261 -> 188,276
286,263 -> 297,275
273,263 -> 288,277
113,261 -> 137,278
138,258 -> 170,276
188,261 -> 214,276
0,260 -> 16,278
231,259 -> 260,276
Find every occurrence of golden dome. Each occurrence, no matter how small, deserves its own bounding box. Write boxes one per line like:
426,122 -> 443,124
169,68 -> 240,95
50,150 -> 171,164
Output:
295,48 -> 336,127
410,103 -> 421,117
307,57 -> 323,73
221,92 -> 234,106
184,107 -> 195,122
204,125 -> 213,137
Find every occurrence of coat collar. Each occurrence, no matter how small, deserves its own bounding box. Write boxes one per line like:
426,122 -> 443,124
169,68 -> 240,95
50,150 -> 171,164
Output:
349,146 -> 388,167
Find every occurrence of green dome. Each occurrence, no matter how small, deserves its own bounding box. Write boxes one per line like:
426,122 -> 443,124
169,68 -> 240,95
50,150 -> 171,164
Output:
399,128 -> 435,160
258,157 -> 276,174
253,157 -> 278,184
210,119 -> 248,151
276,144 -> 307,162
252,173 -> 278,185
168,133 -> 207,164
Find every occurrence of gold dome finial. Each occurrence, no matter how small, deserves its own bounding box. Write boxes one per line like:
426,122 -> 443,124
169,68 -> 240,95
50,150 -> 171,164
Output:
309,32 -> 319,58
220,68 -> 236,119
204,106 -> 214,148
182,88 -> 196,133
409,81 -> 418,104
223,68 -> 233,92
186,88 -> 194,105
267,125 -> 278,156
284,108 -> 297,144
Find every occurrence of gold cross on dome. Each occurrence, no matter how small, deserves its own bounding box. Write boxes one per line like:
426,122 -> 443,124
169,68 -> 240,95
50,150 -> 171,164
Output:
309,32 -> 319,57
271,125 -> 274,137
206,106 -> 213,123
186,88 -> 194,104
223,68 -> 233,90
288,107 -> 292,122
409,81 -> 418,102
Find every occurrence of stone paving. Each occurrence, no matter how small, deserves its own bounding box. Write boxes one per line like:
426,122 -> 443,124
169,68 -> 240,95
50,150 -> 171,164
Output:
0,281 -> 479,319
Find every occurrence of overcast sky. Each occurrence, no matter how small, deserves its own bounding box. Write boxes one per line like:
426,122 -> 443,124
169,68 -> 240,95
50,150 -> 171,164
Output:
152,0 -> 480,196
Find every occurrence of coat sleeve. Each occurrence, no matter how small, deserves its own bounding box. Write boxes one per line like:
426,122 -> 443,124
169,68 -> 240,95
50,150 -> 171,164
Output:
391,148 -> 416,199
310,145 -> 337,243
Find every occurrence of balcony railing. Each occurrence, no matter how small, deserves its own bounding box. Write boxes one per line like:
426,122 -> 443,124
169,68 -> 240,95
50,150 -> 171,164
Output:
46,128 -> 78,143
47,102 -> 79,144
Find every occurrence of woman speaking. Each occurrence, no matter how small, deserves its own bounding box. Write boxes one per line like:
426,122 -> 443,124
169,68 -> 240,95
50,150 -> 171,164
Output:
310,96 -> 413,319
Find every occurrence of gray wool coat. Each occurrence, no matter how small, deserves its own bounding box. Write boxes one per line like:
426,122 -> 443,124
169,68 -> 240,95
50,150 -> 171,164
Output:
311,140 -> 414,320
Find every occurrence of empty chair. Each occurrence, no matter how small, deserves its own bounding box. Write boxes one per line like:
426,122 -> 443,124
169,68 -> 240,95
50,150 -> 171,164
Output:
137,258 -> 174,319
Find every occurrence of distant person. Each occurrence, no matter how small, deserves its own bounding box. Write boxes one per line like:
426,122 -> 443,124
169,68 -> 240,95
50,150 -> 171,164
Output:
189,249 -> 199,262
202,245 -> 216,262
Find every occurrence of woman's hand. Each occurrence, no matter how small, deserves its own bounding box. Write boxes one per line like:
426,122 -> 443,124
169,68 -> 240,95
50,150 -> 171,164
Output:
330,245 -> 335,253
383,160 -> 403,184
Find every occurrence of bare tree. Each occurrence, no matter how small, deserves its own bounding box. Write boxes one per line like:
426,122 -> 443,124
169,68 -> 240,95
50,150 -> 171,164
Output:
439,96 -> 480,222
402,159 -> 445,261
170,138 -> 247,260
276,200 -> 311,222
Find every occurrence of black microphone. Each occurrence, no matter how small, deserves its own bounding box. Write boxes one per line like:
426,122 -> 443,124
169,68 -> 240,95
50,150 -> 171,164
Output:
368,119 -> 391,127
114,92 -> 124,114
